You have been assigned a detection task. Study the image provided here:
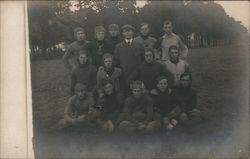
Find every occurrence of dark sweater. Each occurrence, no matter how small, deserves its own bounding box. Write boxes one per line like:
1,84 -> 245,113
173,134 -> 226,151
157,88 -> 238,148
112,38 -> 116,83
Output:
98,92 -> 124,121
71,61 -> 97,95
85,40 -> 111,67
172,87 -> 197,112
106,36 -> 123,54
114,40 -> 144,81
123,94 -> 154,122
150,88 -> 176,115
128,61 -> 174,90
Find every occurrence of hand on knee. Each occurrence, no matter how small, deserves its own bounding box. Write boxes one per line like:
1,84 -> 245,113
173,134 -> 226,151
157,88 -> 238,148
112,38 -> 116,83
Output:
180,112 -> 188,122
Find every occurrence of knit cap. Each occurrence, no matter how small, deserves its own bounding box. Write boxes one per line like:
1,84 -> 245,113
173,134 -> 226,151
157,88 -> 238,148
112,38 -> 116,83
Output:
74,27 -> 85,35
95,26 -> 106,33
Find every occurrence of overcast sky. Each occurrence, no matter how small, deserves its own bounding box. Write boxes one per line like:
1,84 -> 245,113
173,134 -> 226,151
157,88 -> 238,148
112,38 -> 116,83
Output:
136,1 -> 249,32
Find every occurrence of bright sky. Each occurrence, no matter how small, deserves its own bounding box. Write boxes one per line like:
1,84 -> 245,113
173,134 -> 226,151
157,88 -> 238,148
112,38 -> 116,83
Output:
216,1 -> 249,32
136,1 -> 249,32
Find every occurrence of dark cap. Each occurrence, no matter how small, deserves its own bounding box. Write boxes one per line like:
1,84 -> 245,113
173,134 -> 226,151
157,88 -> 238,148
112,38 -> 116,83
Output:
108,24 -> 119,31
74,27 -> 85,35
121,25 -> 135,31
94,26 -> 106,33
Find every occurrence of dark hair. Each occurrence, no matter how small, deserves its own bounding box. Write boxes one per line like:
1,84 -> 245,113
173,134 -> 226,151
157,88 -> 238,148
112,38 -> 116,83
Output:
144,46 -> 155,59
144,46 -> 153,53
168,45 -> 179,54
78,50 -> 88,56
140,22 -> 149,29
102,80 -> 113,88
180,72 -> 192,82
156,76 -> 168,84
102,53 -> 113,61
163,20 -> 172,26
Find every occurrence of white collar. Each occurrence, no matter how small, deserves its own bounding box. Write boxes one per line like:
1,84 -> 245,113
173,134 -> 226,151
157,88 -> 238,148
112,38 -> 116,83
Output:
125,38 -> 133,43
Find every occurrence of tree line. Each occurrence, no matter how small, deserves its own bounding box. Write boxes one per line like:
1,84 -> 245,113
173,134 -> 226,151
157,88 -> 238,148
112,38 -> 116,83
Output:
28,0 -> 248,59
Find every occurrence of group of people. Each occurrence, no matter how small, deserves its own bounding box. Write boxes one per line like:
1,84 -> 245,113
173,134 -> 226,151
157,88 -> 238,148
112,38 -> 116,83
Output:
58,20 -> 204,133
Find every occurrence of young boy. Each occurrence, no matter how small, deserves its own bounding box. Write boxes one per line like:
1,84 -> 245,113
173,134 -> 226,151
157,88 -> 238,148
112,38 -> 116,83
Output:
172,73 -> 203,127
95,81 -> 124,132
71,50 -> 97,96
164,45 -> 190,88
154,20 -> 188,62
86,25 -> 111,68
134,22 -> 157,49
62,27 -> 89,71
118,81 -> 161,133
58,83 -> 100,129
128,47 -> 174,93
97,53 -> 122,98
106,24 -> 123,54
150,76 -> 180,130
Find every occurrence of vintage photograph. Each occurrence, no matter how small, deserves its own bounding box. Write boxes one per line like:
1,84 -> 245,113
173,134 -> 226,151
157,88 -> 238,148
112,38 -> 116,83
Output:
28,1 -> 249,158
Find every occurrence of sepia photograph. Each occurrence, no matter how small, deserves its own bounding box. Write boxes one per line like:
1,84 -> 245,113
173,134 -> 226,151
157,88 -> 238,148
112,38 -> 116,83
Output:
25,0 -> 249,158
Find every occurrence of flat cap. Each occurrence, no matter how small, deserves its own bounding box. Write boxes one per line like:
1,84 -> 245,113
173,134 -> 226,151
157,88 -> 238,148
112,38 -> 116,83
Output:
121,24 -> 135,31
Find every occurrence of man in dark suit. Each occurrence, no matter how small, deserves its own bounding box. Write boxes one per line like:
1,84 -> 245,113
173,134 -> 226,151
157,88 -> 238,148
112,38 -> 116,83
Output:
114,24 -> 144,95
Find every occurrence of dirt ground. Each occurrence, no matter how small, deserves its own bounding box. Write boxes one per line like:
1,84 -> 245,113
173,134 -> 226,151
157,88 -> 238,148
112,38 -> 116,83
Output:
31,44 -> 249,159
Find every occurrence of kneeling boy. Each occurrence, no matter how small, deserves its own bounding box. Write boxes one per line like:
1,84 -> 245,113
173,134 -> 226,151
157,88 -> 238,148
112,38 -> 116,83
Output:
95,81 -> 124,132
118,81 -> 161,133
150,76 -> 181,130
172,73 -> 203,127
58,83 -> 100,129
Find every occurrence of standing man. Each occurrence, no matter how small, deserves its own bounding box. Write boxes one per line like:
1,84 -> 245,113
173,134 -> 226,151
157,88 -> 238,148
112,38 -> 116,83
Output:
134,22 -> 157,49
114,24 -> 144,95
155,20 -> 188,62
86,25 -> 111,68
106,24 -> 123,54
62,27 -> 89,71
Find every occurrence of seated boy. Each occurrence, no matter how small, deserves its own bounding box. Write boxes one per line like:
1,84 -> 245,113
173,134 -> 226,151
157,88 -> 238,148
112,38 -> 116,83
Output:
95,81 -> 124,132
128,47 -> 174,93
71,50 -> 97,95
150,76 -> 180,130
97,53 -> 122,98
172,73 -> 203,127
164,45 -> 190,88
58,83 -> 100,129
118,81 -> 161,133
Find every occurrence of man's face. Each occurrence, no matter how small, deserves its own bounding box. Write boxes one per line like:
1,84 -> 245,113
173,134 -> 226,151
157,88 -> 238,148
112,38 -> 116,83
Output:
109,30 -> 119,37
144,51 -> 154,63
169,49 -> 179,61
104,83 -> 113,95
79,54 -> 88,64
163,24 -> 173,35
122,29 -> 134,39
76,88 -> 86,99
180,75 -> 191,88
157,79 -> 168,92
132,88 -> 142,99
140,25 -> 150,36
95,32 -> 105,41
75,31 -> 86,41
104,57 -> 112,69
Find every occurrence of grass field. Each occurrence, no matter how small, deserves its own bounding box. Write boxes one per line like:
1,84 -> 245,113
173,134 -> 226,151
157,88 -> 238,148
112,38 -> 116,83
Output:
31,44 -> 249,158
